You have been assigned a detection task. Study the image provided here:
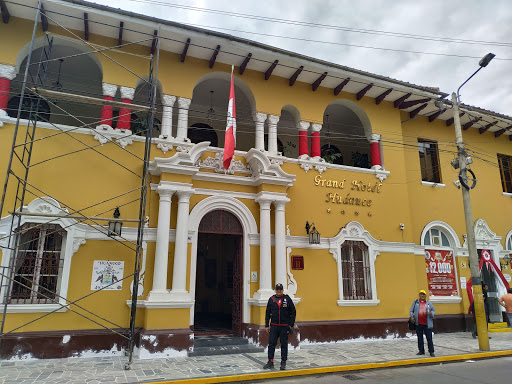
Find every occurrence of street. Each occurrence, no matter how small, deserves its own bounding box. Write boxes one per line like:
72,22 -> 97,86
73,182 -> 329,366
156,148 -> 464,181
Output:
239,356 -> 512,384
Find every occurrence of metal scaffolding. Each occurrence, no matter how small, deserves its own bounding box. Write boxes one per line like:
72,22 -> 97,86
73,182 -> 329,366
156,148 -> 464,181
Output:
0,0 -> 160,369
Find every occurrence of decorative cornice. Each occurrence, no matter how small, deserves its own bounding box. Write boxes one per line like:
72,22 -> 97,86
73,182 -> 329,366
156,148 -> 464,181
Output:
177,97 -> 191,109
149,141 -> 210,176
156,141 -> 172,154
93,125 -> 134,148
120,86 -> 135,100
198,152 -> 251,175
102,83 -> 117,97
0,64 -> 16,80
245,148 -> 296,187
162,94 -> 176,106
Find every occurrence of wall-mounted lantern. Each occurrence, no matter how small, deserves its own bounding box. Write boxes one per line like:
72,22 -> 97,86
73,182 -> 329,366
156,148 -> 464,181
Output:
108,207 -> 123,237
500,254 -> 511,269
305,221 -> 320,245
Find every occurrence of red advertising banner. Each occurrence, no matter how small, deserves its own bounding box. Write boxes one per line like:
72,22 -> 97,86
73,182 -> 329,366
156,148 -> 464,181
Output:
424,249 -> 458,296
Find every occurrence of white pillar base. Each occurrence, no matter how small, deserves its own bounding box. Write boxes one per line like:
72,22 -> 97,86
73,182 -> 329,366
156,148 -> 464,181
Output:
248,288 -> 276,306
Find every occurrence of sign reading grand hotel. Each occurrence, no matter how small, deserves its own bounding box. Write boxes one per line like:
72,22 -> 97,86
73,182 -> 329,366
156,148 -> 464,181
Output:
314,175 -> 382,207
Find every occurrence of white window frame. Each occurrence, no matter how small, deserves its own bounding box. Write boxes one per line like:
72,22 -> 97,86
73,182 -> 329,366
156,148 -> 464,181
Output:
420,221 -> 462,304
329,222 -> 380,306
10,223 -> 66,304
0,197 -> 85,313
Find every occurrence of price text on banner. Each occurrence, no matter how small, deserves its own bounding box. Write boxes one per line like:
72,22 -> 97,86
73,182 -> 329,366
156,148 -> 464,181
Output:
424,249 -> 457,296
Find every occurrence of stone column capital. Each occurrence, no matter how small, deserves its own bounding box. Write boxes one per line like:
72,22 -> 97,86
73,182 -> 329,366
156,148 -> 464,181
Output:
102,83 -> 118,97
273,199 -> 290,210
176,189 -> 195,201
120,86 -> 135,100
268,115 -> 280,125
298,121 -> 310,131
0,64 -> 16,80
157,187 -> 175,201
255,197 -> 272,209
163,94 -> 176,107
253,112 -> 267,123
370,133 -> 381,143
311,123 -> 322,132
177,97 -> 192,109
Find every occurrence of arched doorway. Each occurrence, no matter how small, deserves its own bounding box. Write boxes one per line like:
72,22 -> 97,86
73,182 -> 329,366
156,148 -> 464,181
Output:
195,210 -> 243,335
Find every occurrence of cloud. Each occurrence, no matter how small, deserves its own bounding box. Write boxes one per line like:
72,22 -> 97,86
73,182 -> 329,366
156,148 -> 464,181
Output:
88,0 -> 511,115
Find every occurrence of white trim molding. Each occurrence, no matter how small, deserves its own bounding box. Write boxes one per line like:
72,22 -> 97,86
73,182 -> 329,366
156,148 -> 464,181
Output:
429,296 -> 462,304
188,196 -> 258,325
328,222 -> 380,307
0,197 -> 86,313
421,181 -> 446,188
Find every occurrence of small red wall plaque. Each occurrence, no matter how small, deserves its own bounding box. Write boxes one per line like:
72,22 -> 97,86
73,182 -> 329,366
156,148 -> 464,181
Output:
291,255 -> 304,270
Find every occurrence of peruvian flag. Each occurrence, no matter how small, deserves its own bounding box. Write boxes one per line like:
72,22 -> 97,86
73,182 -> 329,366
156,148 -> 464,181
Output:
223,66 -> 236,170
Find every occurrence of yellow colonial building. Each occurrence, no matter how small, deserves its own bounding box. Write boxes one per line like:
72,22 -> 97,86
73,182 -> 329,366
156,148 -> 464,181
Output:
0,0 -> 511,359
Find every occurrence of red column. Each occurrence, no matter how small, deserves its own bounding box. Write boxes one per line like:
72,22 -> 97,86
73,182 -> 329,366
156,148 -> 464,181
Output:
116,86 -> 135,131
117,98 -> 132,130
298,121 -> 310,157
311,123 -> 322,158
0,65 -> 16,115
370,134 -> 382,168
0,78 -> 11,113
299,130 -> 308,156
100,83 -> 117,127
100,96 -> 114,126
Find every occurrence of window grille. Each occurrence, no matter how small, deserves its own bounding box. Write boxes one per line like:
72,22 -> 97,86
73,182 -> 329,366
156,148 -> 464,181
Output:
341,241 -> 372,300
498,154 -> 512,193
418,139 -> 441,183
9,223 -> 65,304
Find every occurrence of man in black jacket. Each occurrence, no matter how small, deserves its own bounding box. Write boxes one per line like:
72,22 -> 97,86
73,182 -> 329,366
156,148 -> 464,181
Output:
263,283 -> 296,370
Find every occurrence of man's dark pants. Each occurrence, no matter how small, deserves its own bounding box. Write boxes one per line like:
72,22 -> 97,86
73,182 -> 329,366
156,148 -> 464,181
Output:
268,325 -> 289,361
416,324 -> 434,354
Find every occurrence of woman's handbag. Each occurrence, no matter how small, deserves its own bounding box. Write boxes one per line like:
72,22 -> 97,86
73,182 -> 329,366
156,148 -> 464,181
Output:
408,319 -> 416,331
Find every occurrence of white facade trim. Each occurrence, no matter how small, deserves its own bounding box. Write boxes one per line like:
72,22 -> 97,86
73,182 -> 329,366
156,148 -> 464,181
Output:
328,222 -> 380,307
0,197 -> 86,311
429,296 -> 462,304
188,196 -> 258,325
4,304 -> 67,313
421,181 -> 446,188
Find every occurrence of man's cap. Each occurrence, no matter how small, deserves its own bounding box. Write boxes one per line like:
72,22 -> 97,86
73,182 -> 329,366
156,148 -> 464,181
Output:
419,289 -> 427,295
275,283 -> 284,290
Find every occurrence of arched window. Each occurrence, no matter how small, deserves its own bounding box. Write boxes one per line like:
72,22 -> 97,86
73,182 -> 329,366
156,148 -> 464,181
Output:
7,95 -> 51,122
423,228 -> 451,247
321,144 -> 343,165
341,240 -> 372,300
188,123 -> 218,147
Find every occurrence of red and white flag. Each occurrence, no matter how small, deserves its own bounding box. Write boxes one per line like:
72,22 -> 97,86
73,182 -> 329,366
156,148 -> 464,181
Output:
223,66 -> 236,170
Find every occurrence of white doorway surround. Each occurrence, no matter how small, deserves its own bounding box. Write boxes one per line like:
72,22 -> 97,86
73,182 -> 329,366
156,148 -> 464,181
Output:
188,196 -> 258,326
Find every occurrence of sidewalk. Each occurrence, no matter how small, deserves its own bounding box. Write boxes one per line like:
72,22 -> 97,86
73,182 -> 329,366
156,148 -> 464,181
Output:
1,331 -> 511,384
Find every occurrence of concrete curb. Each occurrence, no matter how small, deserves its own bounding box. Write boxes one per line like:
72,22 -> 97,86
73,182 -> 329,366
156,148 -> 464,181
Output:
147,349 -> 512,384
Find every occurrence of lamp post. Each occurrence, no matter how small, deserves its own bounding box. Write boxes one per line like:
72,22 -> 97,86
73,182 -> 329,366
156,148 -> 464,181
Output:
452,52 -> 494,351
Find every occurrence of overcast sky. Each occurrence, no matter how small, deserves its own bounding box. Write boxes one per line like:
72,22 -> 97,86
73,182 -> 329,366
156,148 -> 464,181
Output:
89,0 -> 512,116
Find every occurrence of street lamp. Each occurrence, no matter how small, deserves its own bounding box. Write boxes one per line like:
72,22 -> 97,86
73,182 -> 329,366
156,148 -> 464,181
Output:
451,52 -> 495,351
108,207 -> 123,237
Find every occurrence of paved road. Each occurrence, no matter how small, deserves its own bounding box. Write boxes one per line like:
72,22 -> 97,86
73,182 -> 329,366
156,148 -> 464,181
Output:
244,356 -> 512,384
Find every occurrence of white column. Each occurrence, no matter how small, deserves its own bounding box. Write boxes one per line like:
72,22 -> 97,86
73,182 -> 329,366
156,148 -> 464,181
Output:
160,94 -> 176,139
176,97 -> 191,141
254,112 -> 267,151
274,200 -> 289,291
268,115 -> 280,154
170,189 -> 194,298
255,197 -> 273,297
147,188 -> 174,299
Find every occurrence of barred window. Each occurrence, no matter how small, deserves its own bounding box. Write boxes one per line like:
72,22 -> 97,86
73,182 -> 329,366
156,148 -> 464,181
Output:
418,139 -> 441,183
498,154 -> 512,193
10,223 -> 65,304
341,241 -> 372,300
